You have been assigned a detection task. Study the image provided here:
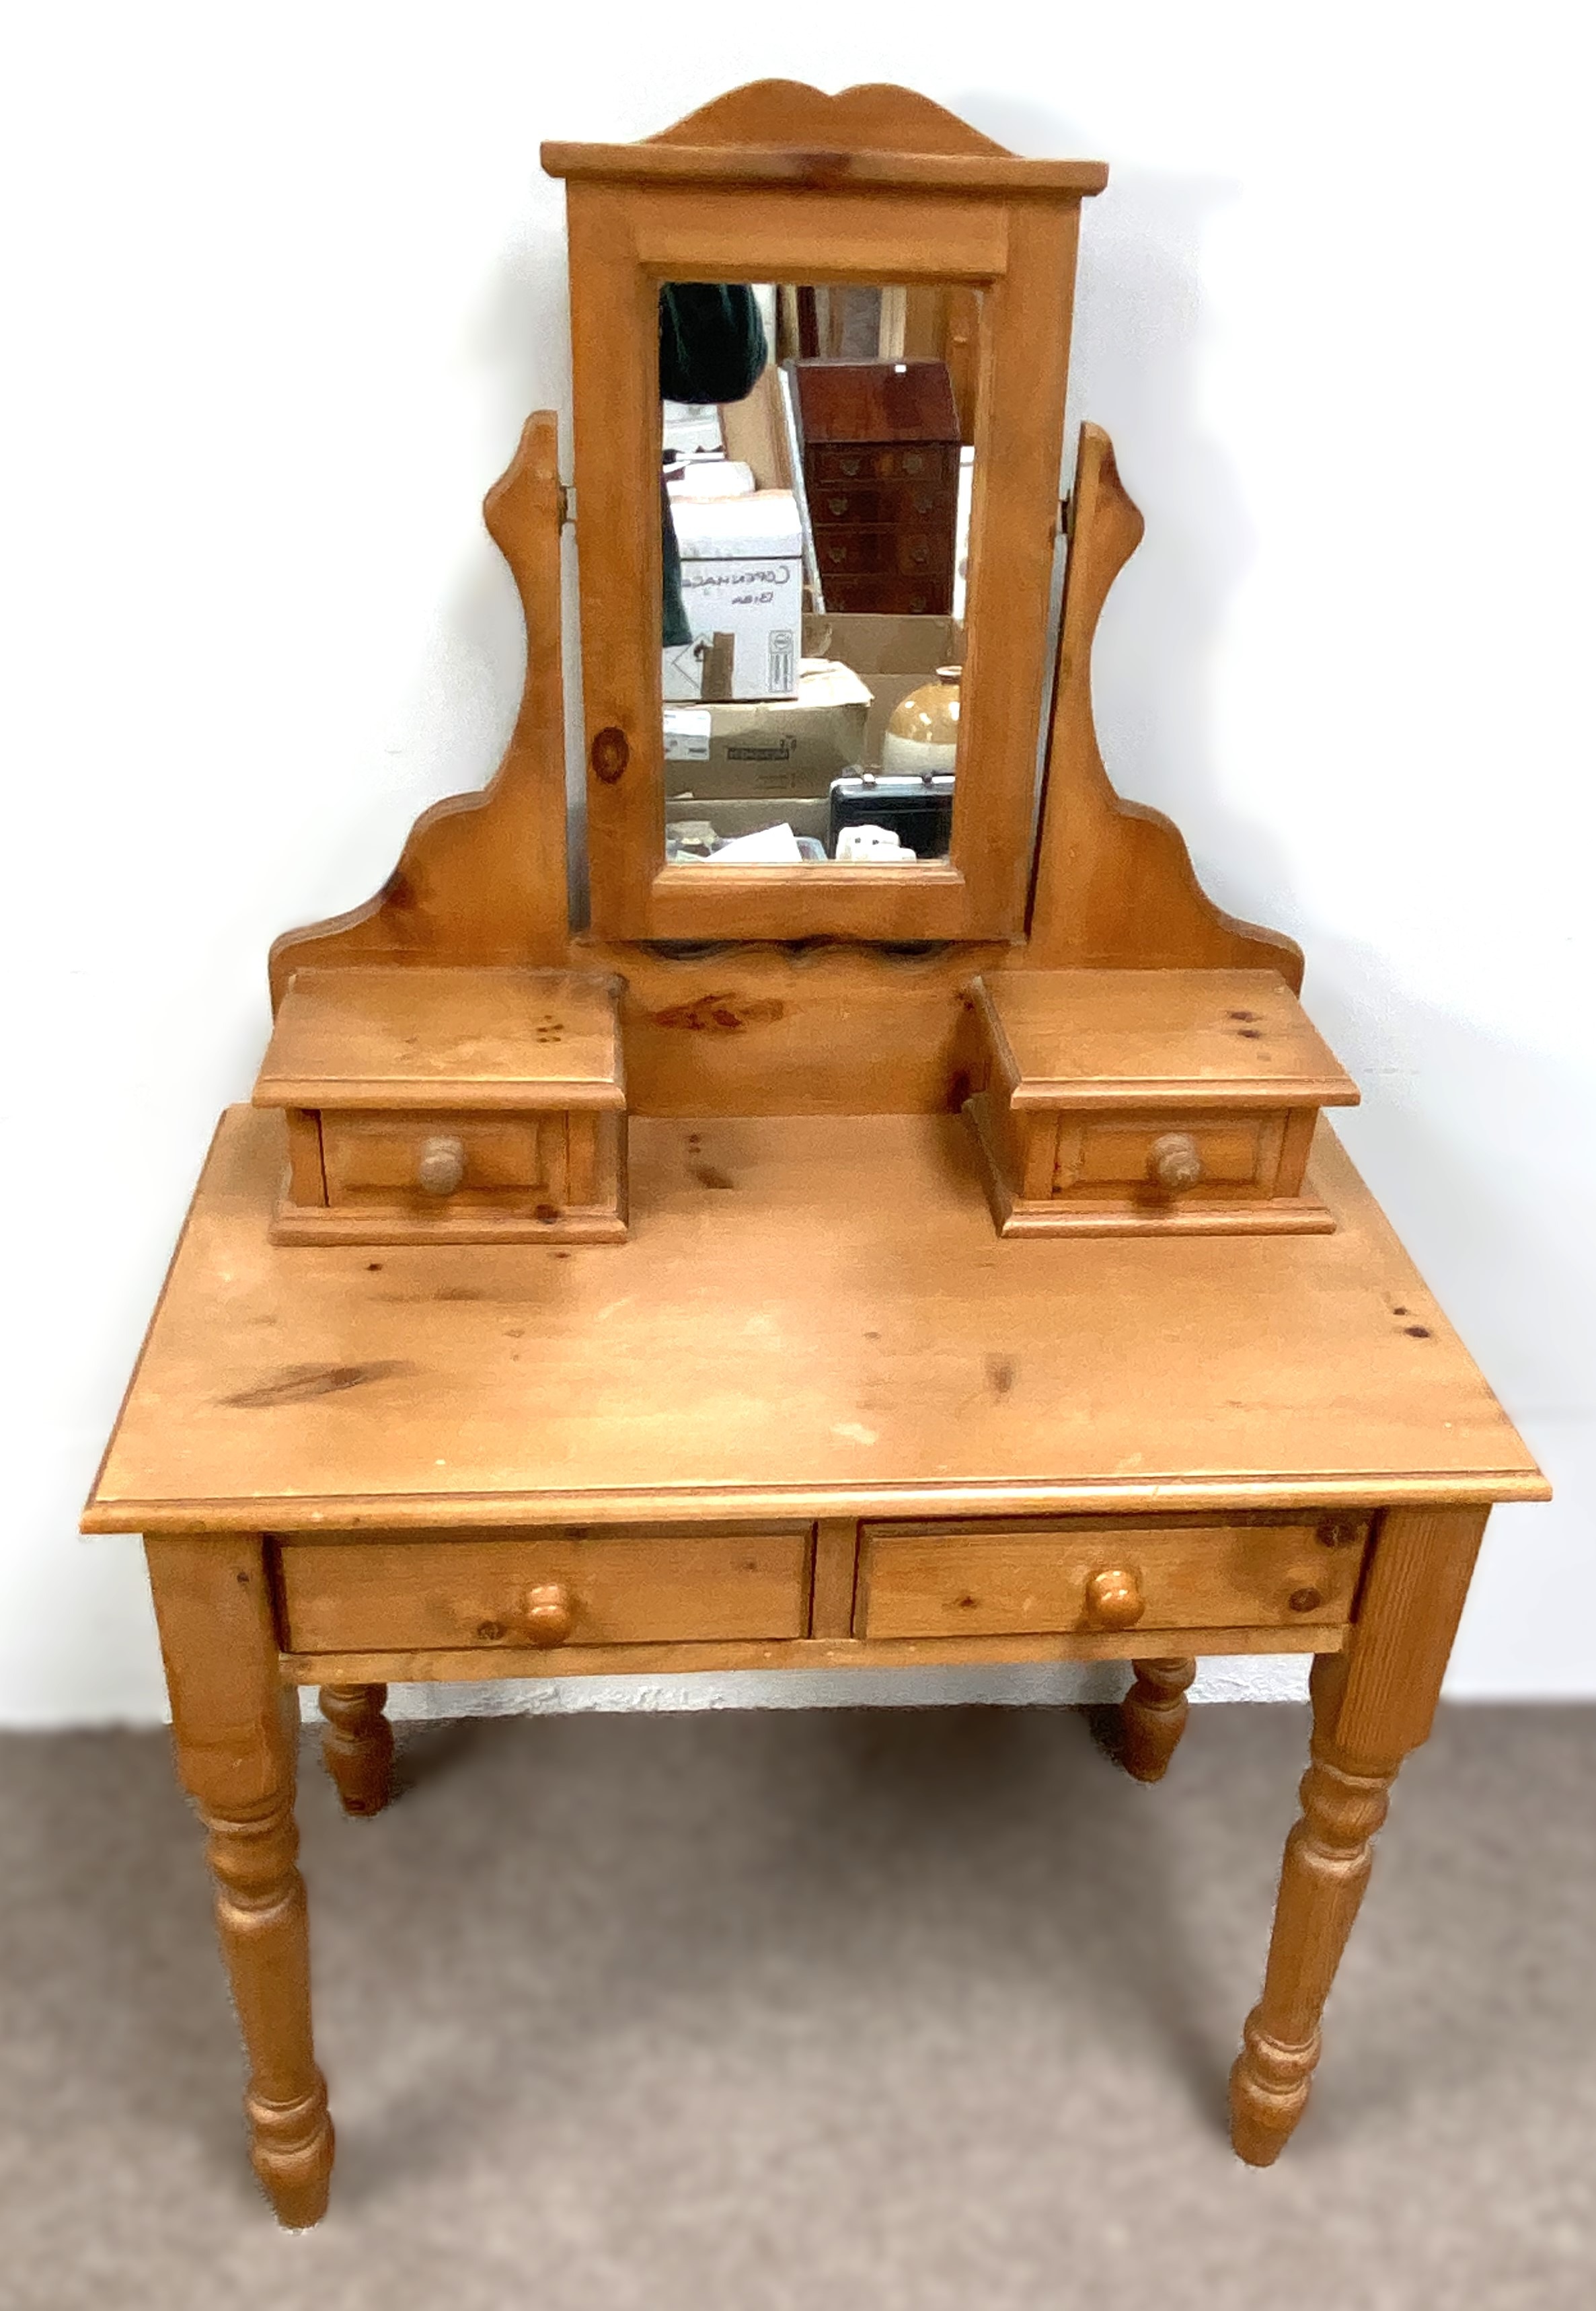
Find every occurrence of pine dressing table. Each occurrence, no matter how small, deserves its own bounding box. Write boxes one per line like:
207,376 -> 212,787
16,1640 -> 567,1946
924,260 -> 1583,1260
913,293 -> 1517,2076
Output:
83,82 -> 1547,2228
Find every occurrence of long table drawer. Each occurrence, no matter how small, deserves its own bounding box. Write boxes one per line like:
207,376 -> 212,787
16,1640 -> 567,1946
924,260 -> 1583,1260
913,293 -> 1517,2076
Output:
854,1517 -> 1368,1641
277,1528 -> 812,1655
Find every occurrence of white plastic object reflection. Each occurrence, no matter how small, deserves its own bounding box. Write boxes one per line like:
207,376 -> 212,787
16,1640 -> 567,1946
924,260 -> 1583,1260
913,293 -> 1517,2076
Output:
836,824 -> 918,863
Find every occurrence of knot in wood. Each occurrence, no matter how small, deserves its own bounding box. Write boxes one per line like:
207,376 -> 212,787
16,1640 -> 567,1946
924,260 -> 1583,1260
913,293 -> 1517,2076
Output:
590,726 -> 630,784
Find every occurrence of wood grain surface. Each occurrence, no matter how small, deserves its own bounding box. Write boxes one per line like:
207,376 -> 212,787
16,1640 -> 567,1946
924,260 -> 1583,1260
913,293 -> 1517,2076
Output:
257,969 -> 624,1111
1229,1505 -> 1492,2163
278,1529 -> 812,1653
144,1536 -> 333,2224
83,1106 -> 1545,1535
276,1624 -> 1344,1688
853,1517 -> 1365,1640
545,80 -> 1109,193
973,971 -> 1357,1109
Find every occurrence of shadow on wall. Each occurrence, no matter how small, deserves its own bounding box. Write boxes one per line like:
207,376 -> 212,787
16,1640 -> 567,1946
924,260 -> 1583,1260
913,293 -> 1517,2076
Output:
952,91 -> 1303,930
278,203 -> 574,949
1303,949 -> 1595,1696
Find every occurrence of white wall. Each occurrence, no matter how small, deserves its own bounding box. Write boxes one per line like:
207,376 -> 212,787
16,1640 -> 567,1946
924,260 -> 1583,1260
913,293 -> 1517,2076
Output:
3,3 -> 1591,1725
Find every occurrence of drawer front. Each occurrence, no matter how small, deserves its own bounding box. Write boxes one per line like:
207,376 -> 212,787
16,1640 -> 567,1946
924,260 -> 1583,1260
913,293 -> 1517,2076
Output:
818,573 -> 953,615
810,444 -> 957,484
812,525 -> 956,578
1050,1111 -> 1287,1199
278,1528 -> 813,1654
812,482 -> 954,525
321,1110 -> 553,1205
856,1518 -> 1367,1641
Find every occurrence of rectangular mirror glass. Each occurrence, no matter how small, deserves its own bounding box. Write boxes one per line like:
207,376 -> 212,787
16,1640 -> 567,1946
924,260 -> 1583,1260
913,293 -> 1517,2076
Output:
658,281 -> 981,870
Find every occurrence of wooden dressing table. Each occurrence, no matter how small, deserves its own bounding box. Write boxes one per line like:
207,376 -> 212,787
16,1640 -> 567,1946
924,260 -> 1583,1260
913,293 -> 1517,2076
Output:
84,81 -> 1546,2228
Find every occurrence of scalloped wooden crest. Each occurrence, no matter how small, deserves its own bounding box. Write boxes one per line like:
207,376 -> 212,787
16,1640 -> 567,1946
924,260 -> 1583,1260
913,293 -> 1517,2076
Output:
646,80 -> 1014,158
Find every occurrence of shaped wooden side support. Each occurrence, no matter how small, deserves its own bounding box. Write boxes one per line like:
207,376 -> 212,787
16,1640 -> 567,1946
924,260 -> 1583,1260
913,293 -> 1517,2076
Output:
145,1536 -> 333,2227
1027,424 -> 1302,988
261,410 -> 1305,1122
1229,1506 -> 1487,2164
268,410 -> 571,1006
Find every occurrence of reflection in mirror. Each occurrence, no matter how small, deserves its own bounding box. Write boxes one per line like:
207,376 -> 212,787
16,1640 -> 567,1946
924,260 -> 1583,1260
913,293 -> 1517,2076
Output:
659,282 -> 982,867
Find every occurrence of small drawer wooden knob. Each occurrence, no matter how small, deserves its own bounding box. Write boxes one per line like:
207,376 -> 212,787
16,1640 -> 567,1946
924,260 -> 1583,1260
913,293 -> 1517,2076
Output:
417,1135 -> 465,1196
523,1583 -> 574,1649
1086,1567 -> 1145,1630
1149,1133 -> 1203,1193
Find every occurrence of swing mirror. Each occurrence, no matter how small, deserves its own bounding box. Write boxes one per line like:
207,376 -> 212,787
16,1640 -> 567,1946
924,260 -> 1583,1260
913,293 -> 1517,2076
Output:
544,86 -> 1104,943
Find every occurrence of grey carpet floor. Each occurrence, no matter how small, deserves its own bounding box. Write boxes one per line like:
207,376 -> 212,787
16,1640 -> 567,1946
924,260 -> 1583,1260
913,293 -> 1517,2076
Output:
1,1704 -> 1592,2311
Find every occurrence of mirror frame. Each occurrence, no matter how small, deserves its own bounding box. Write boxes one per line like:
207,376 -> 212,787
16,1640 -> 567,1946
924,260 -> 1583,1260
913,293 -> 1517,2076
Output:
544,83 -> 1106,943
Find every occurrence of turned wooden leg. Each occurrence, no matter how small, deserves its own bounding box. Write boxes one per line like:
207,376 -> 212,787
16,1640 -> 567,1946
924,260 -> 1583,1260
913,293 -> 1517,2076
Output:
319,1683 -> 394,1816
145,1536 -> 334,2227
1120,1657 -> 1196,1782
1229,1507 -> 1487,2166
1229,1650 -> 1393,2161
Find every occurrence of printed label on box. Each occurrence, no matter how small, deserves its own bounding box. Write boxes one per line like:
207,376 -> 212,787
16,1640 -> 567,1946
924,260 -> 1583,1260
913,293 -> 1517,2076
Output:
662,709 -> 712,762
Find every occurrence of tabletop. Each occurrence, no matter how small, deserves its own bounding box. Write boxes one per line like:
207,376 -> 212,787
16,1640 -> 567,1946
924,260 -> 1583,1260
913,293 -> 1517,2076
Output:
83,1105 -> 1546,1536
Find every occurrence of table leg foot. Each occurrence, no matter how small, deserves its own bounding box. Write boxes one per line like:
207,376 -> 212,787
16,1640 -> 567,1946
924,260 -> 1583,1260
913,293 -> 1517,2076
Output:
1228,1653 -> 1395,2164
320,1683 -> 395,1817
247,2083 -> 335,2227
203,1783 -> 335,2224
1227,1511 -> 1488,2167
146,1536 -> 336,2226
1228,2019 -> 1320,2164
1120,1656 -> 1196,1782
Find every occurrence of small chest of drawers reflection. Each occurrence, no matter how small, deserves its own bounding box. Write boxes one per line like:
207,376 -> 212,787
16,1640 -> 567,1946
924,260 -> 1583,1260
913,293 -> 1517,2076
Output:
793,358 -> 962,615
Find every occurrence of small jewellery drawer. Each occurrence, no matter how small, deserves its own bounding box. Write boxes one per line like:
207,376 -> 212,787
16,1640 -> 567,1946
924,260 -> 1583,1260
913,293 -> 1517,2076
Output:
276,1528 -> 813,1655
321,1112 -> 547,1204
853,1517 -> 1369,1642
1051,1112 -> 1285,1197
256,966 -> 629,1246
964,969 -> 1359,1238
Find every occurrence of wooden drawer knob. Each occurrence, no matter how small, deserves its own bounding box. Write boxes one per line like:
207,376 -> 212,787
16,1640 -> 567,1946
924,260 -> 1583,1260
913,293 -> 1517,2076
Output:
523,1583 -> 574,1649
417,1135 -> 466,1196
1086,1566 -> 1145,1630
1149,1133 -> 1203,1192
